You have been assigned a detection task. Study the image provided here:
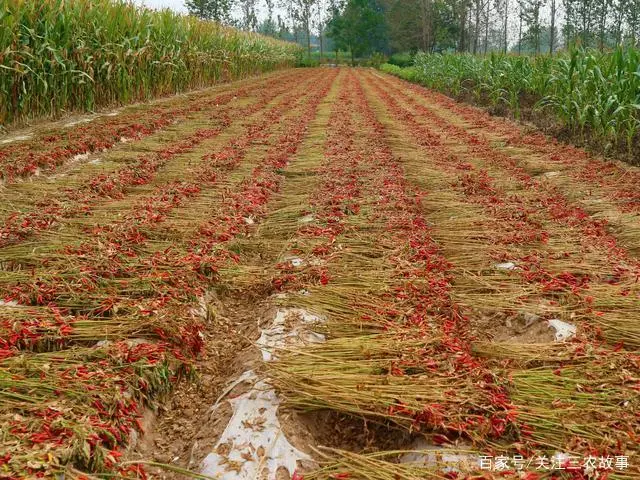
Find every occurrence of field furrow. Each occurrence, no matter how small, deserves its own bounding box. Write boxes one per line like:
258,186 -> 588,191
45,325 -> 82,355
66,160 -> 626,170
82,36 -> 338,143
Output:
363,70 -> 640,349
0,68 -> 337,478
0,70 -> 319,248
382,74 -> 640,255
0,67 -> 638,480
0,70 -> 305,183
359,69 -> 637,459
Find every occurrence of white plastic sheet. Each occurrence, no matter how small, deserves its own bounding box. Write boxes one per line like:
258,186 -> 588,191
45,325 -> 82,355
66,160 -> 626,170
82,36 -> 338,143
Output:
201,308 -> 324,479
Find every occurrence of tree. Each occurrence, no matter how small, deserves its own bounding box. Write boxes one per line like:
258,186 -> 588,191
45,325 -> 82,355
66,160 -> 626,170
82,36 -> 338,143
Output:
611,0 -> 625,45
575,0 -> 596,45
501,0 -> 509,53
297,0 -> 317,57
239,0 -> 259,30
593,0 -> 609,50
378,0 -> 458,53
519,0 -> 544,54
185,0 -> 233,22
624,0 -> 640,45
563,0 -> 574,45
328,0 -> 387,64
378,0 -> 426,52
471,0 -> 486,53
549,0 -> 557,53
327,0 -> 342,61
280,0 -> 318,57
258,0 -> 278,35
276,14 -> 292,39
513,24 -> 560,52
455,0 -> 472,52
314,0 -> 329,59
323,0 -> 640,57
518,2 -> 523,53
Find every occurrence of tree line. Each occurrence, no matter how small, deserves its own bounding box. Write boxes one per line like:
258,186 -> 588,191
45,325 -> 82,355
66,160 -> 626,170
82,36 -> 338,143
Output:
185,0 -> 640,56
184,0 -> 333,57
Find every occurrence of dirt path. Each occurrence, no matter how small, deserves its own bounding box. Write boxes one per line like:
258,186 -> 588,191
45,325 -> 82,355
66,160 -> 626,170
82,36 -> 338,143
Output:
0,68 -> 638,479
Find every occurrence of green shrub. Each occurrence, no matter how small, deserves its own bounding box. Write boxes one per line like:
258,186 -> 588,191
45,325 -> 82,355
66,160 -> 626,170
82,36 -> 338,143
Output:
388,52 -> 414,68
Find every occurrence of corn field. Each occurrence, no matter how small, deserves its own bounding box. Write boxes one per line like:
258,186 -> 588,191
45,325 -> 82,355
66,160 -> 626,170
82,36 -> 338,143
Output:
0,0 -> 301,127
381,48 -> 640,158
